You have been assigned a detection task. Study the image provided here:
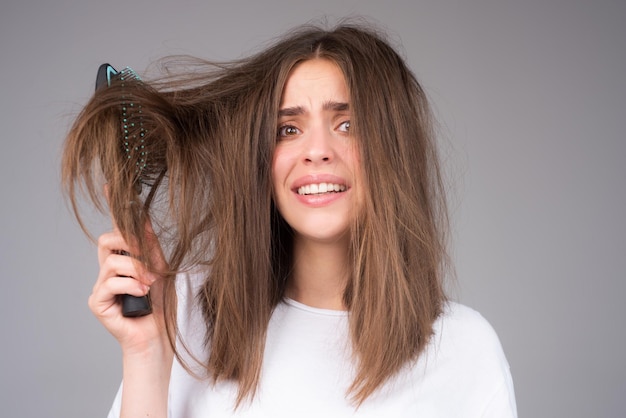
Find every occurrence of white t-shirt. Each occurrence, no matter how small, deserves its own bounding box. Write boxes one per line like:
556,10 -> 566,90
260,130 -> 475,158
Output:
108,272 -> 517,417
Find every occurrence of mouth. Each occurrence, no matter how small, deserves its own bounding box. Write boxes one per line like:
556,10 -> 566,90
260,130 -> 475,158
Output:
297,182 -> 347,196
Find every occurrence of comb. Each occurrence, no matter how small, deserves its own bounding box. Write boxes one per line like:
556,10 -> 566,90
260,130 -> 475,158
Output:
96,63 -> 153,318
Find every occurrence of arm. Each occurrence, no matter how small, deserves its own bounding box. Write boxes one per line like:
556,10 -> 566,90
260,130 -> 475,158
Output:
91,228 -> 173,418
120,343 -> 172,417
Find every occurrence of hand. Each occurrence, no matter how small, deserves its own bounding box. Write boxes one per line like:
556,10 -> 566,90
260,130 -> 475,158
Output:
89,224 -> 170,357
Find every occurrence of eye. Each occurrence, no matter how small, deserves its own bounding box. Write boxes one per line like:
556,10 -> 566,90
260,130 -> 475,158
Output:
337,120 -> 350,133
277,124 -> 301,138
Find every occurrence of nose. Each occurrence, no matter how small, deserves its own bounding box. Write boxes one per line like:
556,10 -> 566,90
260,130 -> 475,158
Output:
303,127 -> 334,164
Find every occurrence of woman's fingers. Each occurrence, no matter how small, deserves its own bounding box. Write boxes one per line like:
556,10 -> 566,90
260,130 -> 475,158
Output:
91,249 -> 149,306
91,231 -> 155,325
98,221 -> 167,272
97,231 -> 127,266
88,275 -> 149,315
97,231 -> 157,286
90,229 -> 170,354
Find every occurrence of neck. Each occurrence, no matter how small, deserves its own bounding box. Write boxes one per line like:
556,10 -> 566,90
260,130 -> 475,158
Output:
286,235 -> 350,310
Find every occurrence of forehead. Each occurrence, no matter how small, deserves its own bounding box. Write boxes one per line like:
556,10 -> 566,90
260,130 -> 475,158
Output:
280,59 -> 349,107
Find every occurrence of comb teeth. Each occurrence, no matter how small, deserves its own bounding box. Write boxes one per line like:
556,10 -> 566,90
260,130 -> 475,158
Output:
119,67 -> 141,83
119,67 -> 147,192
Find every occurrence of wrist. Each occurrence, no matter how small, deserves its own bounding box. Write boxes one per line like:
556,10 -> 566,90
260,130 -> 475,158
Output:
122,338 -> 173,367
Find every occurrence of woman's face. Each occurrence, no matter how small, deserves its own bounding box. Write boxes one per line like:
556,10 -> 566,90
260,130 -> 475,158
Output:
272,59 -> 363,245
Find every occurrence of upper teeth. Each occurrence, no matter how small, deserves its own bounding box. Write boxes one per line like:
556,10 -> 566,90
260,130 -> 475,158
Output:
297,183 -> 346,195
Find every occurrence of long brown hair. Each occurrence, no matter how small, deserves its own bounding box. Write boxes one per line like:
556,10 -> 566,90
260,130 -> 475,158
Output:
62,22 -> 449,406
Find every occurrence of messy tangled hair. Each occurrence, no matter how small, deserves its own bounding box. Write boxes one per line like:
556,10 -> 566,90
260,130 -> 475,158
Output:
62,22 -> 449,406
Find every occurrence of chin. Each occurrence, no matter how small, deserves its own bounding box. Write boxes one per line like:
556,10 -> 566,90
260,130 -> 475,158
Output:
293,224 -> 351,246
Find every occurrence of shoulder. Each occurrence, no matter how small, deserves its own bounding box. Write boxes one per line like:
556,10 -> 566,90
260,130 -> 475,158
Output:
431,301 -> 510,370
423,302 -> 518,416
435,301 -> 504,351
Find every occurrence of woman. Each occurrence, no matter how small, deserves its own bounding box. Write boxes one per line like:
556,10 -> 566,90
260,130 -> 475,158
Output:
63,23 -> 517,417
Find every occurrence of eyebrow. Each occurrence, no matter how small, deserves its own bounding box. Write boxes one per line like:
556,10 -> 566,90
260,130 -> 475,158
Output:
278,101 -> 350,117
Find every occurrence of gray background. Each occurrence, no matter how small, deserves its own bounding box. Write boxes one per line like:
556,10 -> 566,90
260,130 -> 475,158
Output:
1,0 -> 624,417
